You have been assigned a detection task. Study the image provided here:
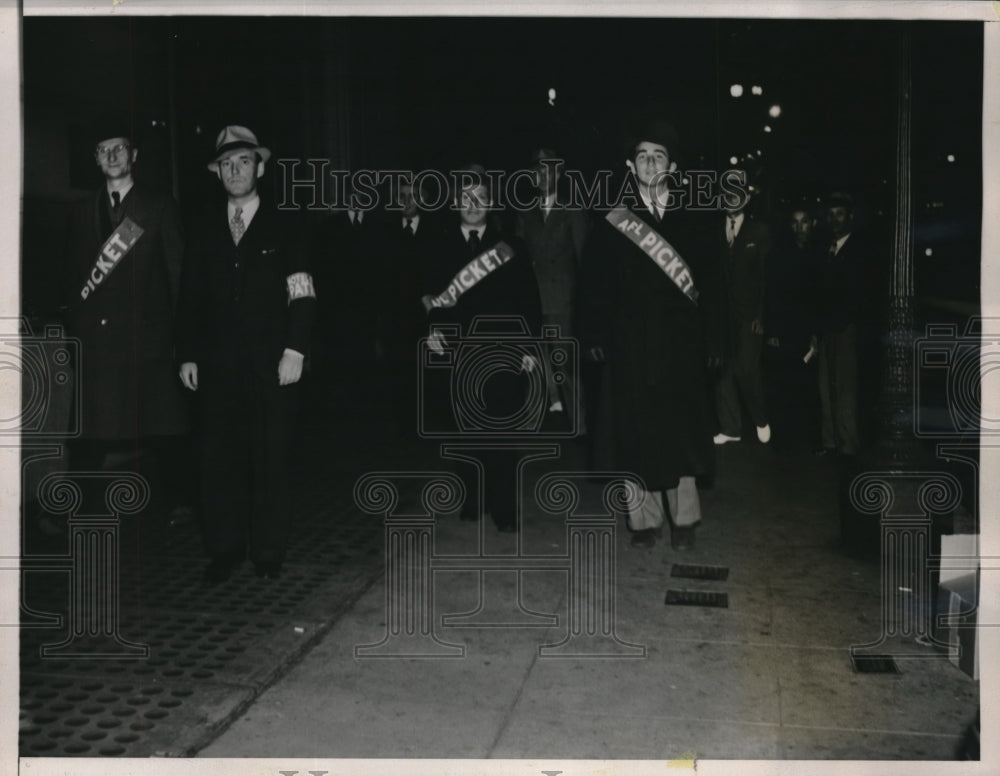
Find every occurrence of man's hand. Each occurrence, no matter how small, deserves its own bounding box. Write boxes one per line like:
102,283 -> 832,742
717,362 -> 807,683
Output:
521,354 -> 537,373
751,319 -> 764,335
278,349 -> 305,386
179,362 -> 198,391
588,346 -> 606,363
766,337 -> 780,348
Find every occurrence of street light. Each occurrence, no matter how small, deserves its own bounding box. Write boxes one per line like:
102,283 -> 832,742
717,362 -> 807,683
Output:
768,104 -> 781,118
548,87 -> 557,106
751,85 -> 763,96
729,156 -> 739,165
763,125 -> 772,133
730,84 -> 744,97
947,154 -> 955,163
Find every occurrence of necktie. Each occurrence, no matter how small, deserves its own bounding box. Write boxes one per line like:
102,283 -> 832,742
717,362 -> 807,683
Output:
111,191 -> 121,212
468,229 -> 481,252
404,218 -> 413,235
726,215 -> 737,246
230,206 -> 246,245
829,240 -> 839,257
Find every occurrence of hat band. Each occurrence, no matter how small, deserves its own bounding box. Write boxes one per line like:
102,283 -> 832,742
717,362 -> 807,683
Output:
213,140 -> 259,161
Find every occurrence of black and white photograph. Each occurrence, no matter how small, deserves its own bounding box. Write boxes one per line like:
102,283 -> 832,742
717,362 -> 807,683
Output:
5,2 -> 997,774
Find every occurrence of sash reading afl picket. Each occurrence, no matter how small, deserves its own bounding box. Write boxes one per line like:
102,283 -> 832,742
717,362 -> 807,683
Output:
605,207 -> 699,303
421,241 -> 515,312
79,217 -> 145,301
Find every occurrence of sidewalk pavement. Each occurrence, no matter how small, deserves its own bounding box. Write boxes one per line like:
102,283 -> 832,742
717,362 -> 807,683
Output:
199,438 -> 979,761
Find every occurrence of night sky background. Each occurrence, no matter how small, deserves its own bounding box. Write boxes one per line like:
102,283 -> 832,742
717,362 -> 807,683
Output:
21,16 -> 983,316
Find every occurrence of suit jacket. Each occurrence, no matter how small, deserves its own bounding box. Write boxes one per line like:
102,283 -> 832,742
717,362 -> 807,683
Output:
380,213 -> 438,366
765,238 -> 820,353
815,231 -> 874,337
62,183 -> 187,439
177,200 -> 316,383
721,214 -> 771,325
515,201 -> 589,329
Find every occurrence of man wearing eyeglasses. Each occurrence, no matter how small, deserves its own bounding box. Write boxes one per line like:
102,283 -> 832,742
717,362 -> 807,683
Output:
61,121 -> 192,524
177,126 -> 316,585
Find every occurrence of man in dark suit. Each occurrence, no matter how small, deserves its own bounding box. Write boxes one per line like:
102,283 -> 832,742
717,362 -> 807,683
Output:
581,120 -> 720,551
515,146 -> 590,430
380,174 -> 438,437
312,179 -> 380,378
421,169 -> 543,532
764,204 -> 821,451
815,191 -> 863,456
714,186 -> 772,446
177,126 -> 316,584
62,121 -> 192,517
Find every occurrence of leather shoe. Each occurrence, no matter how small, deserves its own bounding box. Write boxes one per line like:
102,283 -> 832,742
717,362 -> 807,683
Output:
630,528 -> 657,549
671,525 -> 696,551
254,562 -> 283,580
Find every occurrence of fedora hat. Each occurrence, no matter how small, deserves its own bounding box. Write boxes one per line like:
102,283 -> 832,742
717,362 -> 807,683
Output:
207,125 -> 271,171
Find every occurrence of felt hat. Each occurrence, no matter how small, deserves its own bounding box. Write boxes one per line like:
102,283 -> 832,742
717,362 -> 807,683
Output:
207,125 -> 271,171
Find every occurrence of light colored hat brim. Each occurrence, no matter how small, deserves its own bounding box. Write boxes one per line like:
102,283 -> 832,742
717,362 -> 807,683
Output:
207,143 -> 271,172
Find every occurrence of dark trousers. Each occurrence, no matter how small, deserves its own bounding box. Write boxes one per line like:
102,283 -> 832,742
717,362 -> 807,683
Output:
818,324 -> 859,455
450,446 -> 520,530
199,370 -> 298,565
764,343 -> 819,450
716,321 -> 768,435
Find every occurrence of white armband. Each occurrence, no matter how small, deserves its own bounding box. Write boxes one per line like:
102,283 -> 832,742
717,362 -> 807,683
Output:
286,271 -> 316,303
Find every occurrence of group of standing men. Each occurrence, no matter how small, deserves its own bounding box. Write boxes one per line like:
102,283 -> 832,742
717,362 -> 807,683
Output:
60,115 -> 873,581
63,122 -> 315,585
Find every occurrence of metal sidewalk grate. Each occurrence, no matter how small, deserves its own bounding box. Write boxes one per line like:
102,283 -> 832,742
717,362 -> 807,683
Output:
664,589 -> 729,608
670,563 -> 730,581
851,654 -> 901,674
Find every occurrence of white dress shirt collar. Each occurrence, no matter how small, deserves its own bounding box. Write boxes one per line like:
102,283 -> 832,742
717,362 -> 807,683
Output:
228,195 -> 260,228
832,233 -> 851,255
107,180 -> 134,207
461,223 -> 486,244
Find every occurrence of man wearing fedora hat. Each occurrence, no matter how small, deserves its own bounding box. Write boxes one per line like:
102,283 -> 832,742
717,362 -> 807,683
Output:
177,125 -> 316,585
581,119 -> 720,551
61,119 -> 193,520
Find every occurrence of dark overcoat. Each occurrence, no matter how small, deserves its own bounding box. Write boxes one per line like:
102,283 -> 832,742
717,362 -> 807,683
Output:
62,185 -> 188,440
581,204 -> 721,489
420,223 -> 543,434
